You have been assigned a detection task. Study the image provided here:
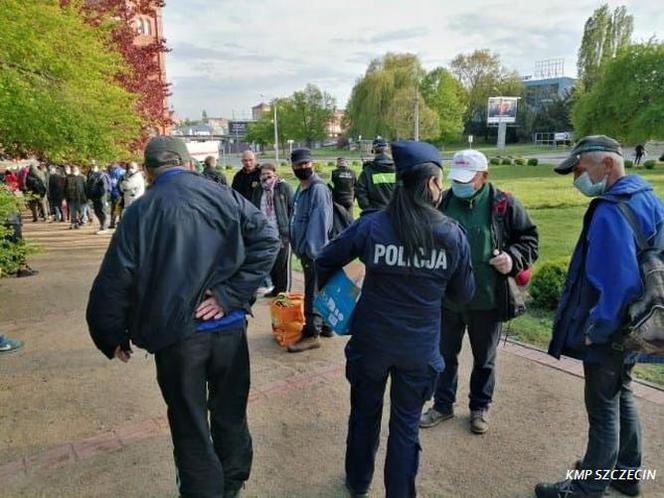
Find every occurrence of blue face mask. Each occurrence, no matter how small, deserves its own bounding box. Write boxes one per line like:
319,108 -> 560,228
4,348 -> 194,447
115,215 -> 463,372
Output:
451,181 -> 476,199
574,172 -> 607,197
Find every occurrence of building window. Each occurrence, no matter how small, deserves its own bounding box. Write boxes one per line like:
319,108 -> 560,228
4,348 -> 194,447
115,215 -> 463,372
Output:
135,17 -> 152,36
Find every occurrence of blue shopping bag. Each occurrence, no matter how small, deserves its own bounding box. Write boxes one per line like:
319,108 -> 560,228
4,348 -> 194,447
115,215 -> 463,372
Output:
314,262 -> 365,335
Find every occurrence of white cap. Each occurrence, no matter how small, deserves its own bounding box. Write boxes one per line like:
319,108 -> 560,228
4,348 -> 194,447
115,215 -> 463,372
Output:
448,150 -> 489,183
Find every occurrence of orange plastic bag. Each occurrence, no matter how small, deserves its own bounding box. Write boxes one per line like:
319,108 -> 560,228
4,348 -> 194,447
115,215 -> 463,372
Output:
270,292 -> 305,347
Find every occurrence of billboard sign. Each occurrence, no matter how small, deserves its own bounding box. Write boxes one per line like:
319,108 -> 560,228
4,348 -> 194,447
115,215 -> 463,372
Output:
487,97 -> 518,124
229,120 -> 251,138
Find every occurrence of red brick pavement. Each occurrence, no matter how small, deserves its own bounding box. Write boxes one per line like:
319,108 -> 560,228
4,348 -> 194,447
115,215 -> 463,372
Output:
0,335 -> 660,482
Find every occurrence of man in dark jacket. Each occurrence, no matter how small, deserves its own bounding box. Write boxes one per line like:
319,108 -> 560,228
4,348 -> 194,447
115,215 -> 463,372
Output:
232,150 -> 261,200
420,149 -> 539,435
355,137 -> 396,212
64,166 -> 87,229
251,163 -> 294,297
86,136 -> 280,498
330,157 -> 356,217
86,164 -> 111,234
47,166 -> 66,222
288,148 -> 333,352
536,136 -> 664,498
25,164 -> 48,222
202,155 -> 227,186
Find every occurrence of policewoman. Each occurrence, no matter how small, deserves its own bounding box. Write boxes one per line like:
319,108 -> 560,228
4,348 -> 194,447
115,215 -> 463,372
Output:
316,141 -> 475,497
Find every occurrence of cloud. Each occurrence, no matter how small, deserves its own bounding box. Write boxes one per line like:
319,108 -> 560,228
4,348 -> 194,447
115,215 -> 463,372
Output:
333,27 -> 428,45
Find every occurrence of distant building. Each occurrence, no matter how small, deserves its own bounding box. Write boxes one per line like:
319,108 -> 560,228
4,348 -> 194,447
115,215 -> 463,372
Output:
522,76 -> 576,109
206,118 -> 229,135
252,102 -> 271,121
327,110 -> 345,139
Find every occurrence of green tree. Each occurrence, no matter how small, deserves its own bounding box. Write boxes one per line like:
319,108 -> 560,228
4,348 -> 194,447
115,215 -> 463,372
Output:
420,67 -> 467,143
577,4 -> 633,92
573,41 -> 664,142
281,84 -> 336,147
450,49 -> 523,139
345,53 -> 431,140
385,87 -> 439,140
0,0 -> 142,163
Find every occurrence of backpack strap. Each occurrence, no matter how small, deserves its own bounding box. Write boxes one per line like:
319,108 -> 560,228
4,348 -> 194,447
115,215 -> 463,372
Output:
616,201 -> 649,251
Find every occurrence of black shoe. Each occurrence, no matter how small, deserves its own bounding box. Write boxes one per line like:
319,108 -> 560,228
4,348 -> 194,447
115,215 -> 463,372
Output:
574,460 -> 641,496
345,480 -> 369,498
535,480 -> 602,498
320,326 -> 334,338
610,479 -> 641,496
16,267 -> 38,278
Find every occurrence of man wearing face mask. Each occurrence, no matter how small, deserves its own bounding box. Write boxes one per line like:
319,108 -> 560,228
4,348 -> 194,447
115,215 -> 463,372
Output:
251,163 -> 294,297
420,149 -> 538,435
288,148 -> 333,352
536,136 -> 664,498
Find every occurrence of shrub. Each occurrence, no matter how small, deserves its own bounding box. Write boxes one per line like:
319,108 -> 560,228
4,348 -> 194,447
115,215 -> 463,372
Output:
352,160 -> 360,167
624,160 -> 634,169
527,158 -> 539,166
327,161 -> 335,167
643,159 -> 656,170
313,162 -> 324,172
514,158 -> 526,166
501,158 -> 513,165
224,165 -> 234,170
489,157 -> 500,165
530,259 -> 570,310
0,187 -> 33,277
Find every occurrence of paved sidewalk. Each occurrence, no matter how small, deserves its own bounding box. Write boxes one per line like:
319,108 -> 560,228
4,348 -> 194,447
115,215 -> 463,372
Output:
0,220 -> 662,497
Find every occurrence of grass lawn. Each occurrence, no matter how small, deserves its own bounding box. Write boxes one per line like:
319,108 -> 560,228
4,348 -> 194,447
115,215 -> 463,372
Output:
279,162 -> 664,385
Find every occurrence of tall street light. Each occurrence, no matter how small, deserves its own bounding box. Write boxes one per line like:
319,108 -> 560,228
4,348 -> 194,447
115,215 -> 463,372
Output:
260,94 -> 279,163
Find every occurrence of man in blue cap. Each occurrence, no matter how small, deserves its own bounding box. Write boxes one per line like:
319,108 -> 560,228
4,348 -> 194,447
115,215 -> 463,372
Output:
356,137 -> 396,212
287,148 -> 333,352
536,135 -> 664,498
317,140 -> 474,497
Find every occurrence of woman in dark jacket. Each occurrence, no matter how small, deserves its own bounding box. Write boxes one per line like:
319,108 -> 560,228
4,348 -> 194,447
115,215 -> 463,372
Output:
251,163 -> 293,296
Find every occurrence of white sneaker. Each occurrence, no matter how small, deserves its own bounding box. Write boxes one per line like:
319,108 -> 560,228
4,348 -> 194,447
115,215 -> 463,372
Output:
96,229 -> 109,235
256,286 -> 274,296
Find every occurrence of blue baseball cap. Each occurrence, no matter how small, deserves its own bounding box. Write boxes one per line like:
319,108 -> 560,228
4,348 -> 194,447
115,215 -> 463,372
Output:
391,140 -> 442,173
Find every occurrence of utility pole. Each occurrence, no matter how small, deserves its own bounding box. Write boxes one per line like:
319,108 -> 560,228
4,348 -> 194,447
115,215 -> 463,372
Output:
273,99 -> 279,163
414,90 -> 420,141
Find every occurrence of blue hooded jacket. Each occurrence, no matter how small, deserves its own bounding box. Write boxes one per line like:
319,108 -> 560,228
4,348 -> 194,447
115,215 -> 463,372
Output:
289,175 -> 333,260
549,174 -> 664,364
108,165 -> 126,201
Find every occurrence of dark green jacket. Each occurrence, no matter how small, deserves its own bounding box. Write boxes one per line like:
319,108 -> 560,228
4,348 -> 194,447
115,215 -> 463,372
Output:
439,183 -> 539,321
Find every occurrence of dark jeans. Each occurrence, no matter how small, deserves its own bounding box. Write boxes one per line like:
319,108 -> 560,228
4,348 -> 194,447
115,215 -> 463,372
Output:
49,199 -> 63,221
109,197 -> 122,227
300,256 -> 322,337
270,242 -> 291,294
155,326 -> 252,498
92,197 -> 109,230
345,346 -> 439,498
433,309 -> 502,412
28,197 -> 46,221
573,357 -> 641,494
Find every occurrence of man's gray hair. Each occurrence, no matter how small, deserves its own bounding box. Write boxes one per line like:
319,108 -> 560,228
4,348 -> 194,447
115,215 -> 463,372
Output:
584,150 -> 624,167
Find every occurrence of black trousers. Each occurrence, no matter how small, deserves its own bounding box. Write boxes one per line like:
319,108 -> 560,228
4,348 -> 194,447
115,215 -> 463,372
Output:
92,197 -> 109,230
433,309 -> 503,412
300,256 -> 322,337
270,242 -> 292,293
155,326 -> 252,498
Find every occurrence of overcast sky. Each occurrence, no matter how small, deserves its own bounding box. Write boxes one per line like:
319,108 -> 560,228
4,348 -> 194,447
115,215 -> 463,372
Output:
162,0 -> 662,121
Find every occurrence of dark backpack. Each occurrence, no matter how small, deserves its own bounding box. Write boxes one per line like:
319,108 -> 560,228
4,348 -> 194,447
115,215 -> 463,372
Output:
616,202 -> 664,355
86,173 -> 105,200
330,201 -> 353,240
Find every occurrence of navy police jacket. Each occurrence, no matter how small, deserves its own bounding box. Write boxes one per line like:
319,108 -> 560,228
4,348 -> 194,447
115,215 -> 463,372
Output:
316,211 -> 475,369
86,169 -> 280,358
549,175 -> 664,364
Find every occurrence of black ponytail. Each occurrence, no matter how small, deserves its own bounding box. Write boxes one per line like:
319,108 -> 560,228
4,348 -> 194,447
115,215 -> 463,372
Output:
385,162 -> 445,263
